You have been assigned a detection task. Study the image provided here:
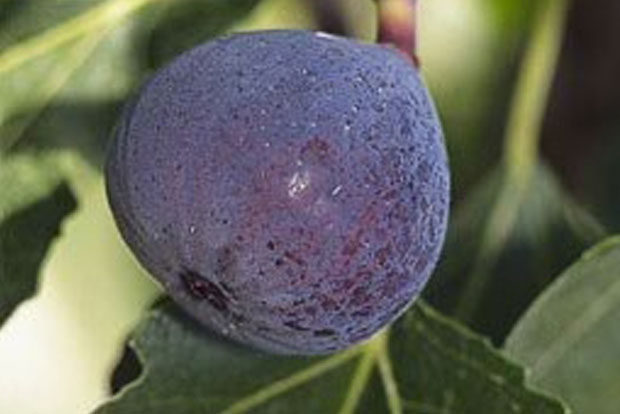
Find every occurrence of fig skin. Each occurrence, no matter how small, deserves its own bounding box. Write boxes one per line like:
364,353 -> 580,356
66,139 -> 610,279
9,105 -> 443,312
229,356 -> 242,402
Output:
106,30 -> 450,355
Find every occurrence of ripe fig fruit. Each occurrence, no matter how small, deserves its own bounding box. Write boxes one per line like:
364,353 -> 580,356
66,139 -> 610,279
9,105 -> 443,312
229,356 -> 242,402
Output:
106,30 -> 450,354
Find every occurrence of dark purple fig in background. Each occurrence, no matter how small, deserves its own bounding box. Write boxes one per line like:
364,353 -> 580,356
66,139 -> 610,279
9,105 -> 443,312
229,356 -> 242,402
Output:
106,30 -> 450,355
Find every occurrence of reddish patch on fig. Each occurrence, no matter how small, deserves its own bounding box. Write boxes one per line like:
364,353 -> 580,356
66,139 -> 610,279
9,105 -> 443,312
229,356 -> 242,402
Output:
300,137 -> 331,163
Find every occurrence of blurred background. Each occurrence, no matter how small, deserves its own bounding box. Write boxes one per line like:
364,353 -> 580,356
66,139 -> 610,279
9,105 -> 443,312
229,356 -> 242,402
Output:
0,0 -> 618,413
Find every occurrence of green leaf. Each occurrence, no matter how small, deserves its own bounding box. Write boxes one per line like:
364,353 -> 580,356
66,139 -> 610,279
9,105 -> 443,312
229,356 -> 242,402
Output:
0,0 -> 260,156
0,0 -> 156,153
146,0 -> 260,67
486,0 -> 539,33
0,156 -> 161,414
3,21 -> 145,163
505,236 -> 620,414
93,301 -> 566,414
0,153 -> 76,326
426,162 -> 604,342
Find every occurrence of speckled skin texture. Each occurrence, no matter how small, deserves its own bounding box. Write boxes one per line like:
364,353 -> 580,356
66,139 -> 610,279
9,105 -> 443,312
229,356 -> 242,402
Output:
106,30 -> 450,355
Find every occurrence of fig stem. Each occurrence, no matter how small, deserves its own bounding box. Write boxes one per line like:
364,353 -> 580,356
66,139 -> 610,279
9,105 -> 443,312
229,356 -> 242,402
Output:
455,0 -> 571,323
374,0 -> 419,67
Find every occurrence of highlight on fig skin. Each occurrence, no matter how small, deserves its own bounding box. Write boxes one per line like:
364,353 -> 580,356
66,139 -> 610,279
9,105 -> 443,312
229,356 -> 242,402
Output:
105,30 -> 450,355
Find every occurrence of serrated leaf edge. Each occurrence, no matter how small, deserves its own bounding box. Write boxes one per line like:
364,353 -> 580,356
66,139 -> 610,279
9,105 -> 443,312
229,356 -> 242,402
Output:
415,303 -> 570,413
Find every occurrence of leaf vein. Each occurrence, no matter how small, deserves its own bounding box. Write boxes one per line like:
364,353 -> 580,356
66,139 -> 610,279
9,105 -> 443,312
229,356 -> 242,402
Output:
337,336 -> 381,414
376,332 -> 403,414
0,0 -> 159,75
531,271 -> 620,380
413,314 -> 526,406
216,345 -> 362,414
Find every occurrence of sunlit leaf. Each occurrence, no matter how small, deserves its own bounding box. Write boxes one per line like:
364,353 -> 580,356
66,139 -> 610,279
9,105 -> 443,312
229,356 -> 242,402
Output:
94,301 -> 566,414
5,15 -> 154,165
0,0 -> 260,155
0,153 -> 76,326
0,156 -> 161,414
506,236 -> 620,414
0,0 -> 158,152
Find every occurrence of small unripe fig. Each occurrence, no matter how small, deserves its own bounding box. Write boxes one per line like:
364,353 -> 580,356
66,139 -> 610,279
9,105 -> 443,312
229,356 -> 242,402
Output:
106,30 -> 449,354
